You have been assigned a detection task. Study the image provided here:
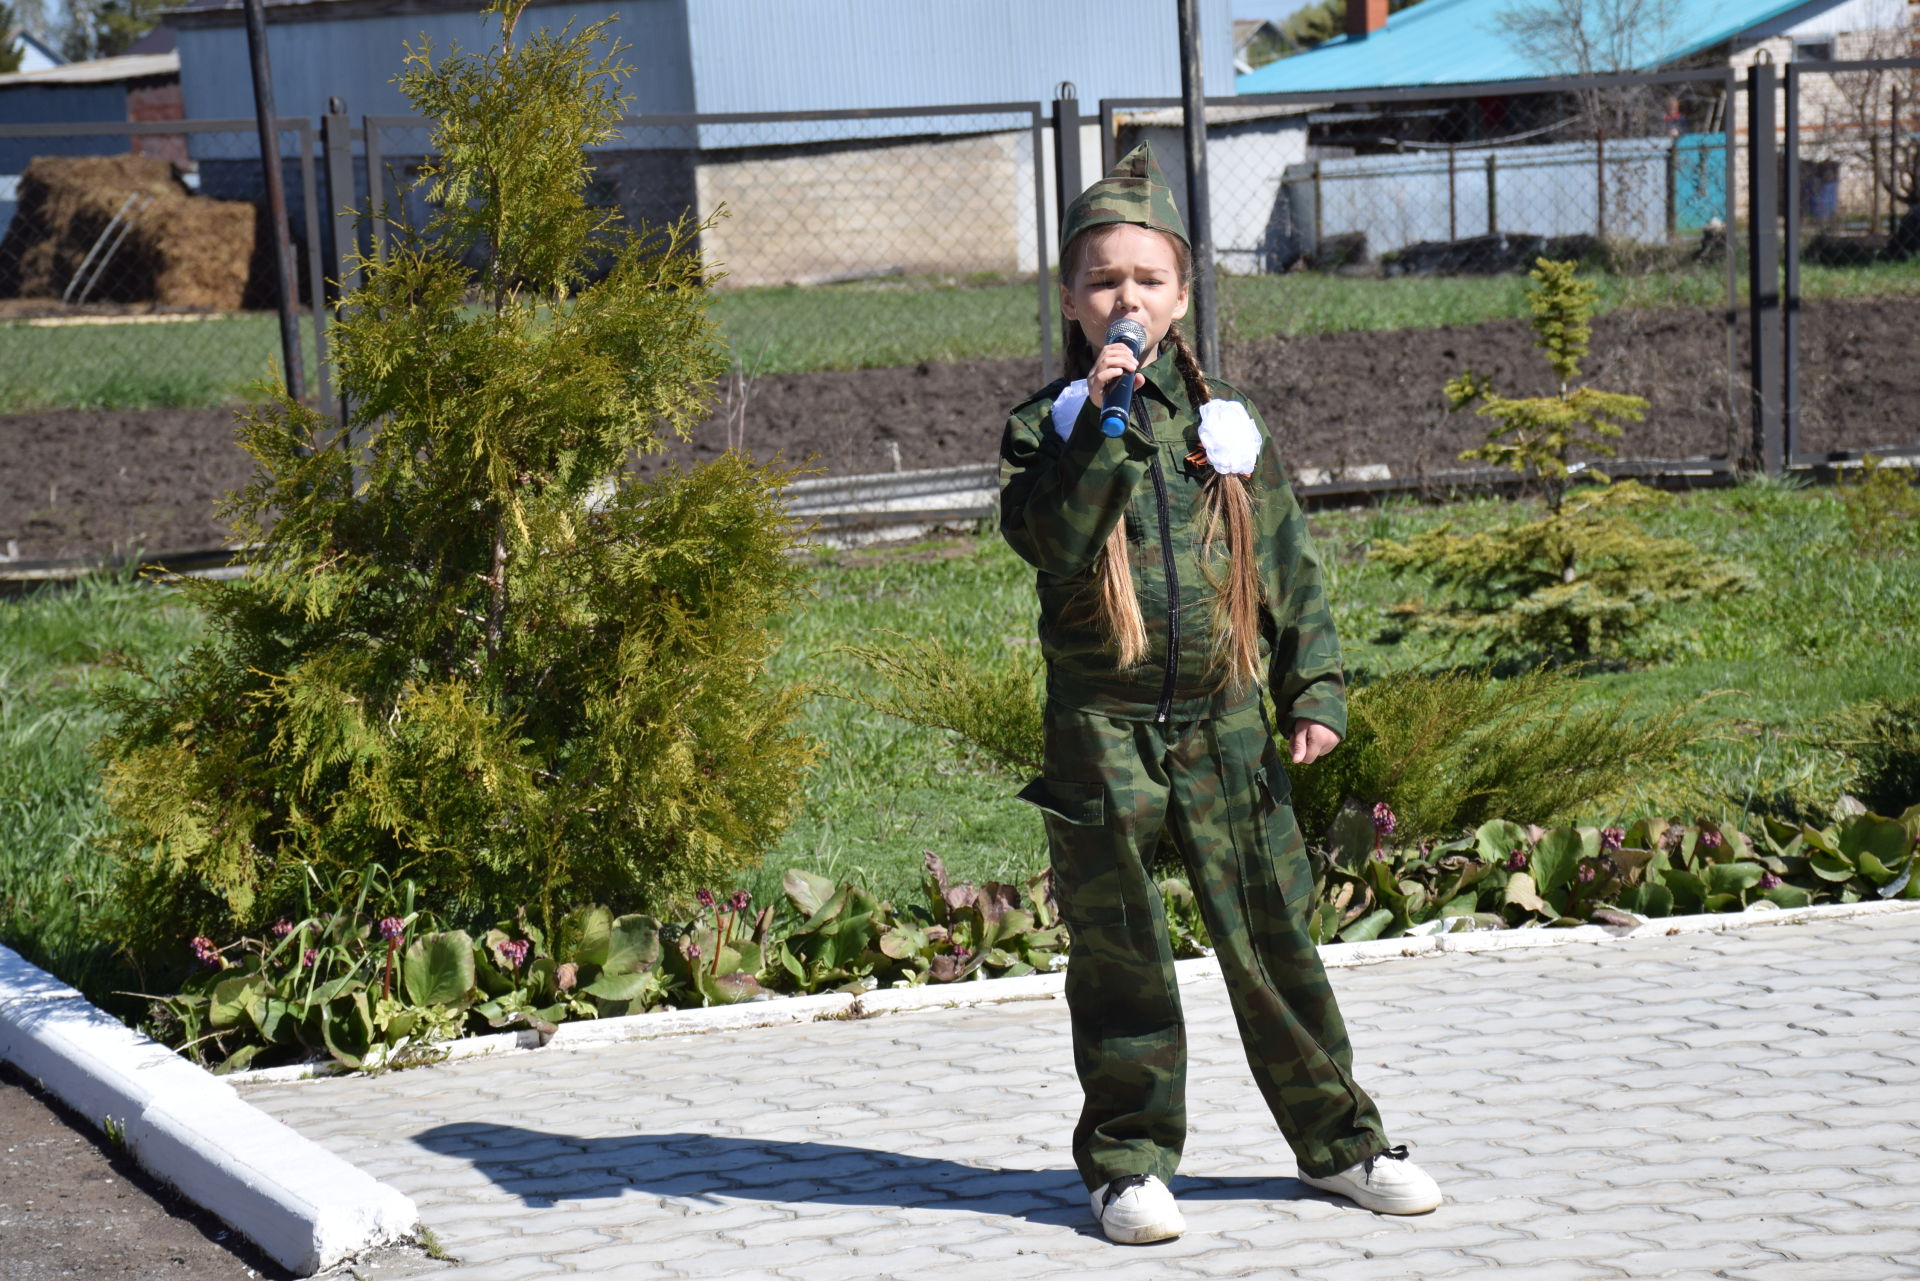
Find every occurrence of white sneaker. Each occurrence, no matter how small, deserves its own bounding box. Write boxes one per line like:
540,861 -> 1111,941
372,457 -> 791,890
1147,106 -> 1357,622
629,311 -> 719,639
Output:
1088,1173 -> 1185,1244
1298,1144 -> 1441,1214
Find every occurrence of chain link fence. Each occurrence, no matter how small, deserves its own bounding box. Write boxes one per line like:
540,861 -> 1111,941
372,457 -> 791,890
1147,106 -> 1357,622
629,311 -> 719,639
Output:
359,105 -> 1053,385
1783,55 -> 1920,462
0,118 -> 328,414
1100,69 -> 1750,474
4,64 -> 1912,478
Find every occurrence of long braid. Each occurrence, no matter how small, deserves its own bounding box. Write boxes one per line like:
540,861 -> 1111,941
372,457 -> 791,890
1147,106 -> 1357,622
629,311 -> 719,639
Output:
1168,323 -> 1264,692
1061,284 -> 1147,669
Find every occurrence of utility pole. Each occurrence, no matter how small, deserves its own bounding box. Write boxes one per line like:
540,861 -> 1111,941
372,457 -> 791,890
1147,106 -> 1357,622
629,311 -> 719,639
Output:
243,0 -> 305,402
1177,0 -> 1219,372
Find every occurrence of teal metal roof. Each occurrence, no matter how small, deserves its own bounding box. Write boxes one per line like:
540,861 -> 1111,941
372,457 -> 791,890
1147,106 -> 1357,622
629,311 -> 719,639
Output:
1234,0 -> 1815,92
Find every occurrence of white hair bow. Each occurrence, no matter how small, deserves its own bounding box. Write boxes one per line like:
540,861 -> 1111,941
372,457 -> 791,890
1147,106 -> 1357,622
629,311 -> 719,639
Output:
1197,400 -> 1260,475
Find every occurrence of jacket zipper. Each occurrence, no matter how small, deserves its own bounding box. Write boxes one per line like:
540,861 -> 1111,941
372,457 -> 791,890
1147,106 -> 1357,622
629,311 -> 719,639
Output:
1148,449 -> 1179,723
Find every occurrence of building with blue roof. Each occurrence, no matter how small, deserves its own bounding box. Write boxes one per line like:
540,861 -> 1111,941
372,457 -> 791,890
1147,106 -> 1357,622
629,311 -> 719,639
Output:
1235,0 -> 1908,93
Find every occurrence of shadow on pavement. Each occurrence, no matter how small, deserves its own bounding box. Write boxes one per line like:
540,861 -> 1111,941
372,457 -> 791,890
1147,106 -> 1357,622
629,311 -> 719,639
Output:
415,1123 -> 1314,1227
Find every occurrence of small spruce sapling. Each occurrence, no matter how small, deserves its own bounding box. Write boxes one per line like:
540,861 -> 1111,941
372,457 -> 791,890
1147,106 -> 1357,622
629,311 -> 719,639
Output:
94,0 -> 814,961
1371,258 -> 1751,660
1449,258 -> 1643,514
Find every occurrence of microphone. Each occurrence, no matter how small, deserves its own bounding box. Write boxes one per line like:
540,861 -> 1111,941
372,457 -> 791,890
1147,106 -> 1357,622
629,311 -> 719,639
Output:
1098,319 -> 1148,438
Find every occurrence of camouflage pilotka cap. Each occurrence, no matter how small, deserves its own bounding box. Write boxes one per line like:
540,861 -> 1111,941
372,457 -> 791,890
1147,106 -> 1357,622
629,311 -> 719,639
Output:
1059,142 -> 1190,253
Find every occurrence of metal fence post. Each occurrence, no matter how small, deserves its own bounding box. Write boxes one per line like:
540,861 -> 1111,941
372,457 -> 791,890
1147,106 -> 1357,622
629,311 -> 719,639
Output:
1747,61 -> 1783,475
1029,107 -> 1054,383
322,98 -> 359,301
1051,87 -> 1082,230
241,0 -> 304,403
1486,153 -> 1497,233
1781,62 -> 1801,463
1595,132 -> 1607,238
1176,0 -> 1219,372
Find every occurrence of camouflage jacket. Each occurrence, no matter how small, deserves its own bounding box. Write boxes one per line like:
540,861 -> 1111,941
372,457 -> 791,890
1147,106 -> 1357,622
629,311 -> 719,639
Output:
998,346 -> 1347,734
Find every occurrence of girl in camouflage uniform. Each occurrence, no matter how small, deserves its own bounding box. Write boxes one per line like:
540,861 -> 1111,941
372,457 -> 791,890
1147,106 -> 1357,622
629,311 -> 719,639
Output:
999,144 -> 1441,1245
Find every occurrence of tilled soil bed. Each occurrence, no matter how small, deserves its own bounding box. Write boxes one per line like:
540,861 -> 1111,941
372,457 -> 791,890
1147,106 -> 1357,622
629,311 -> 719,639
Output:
6,296 -> 1917,563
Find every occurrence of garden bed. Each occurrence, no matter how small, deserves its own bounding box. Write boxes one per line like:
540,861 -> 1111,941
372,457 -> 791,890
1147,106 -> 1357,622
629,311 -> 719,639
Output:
6,296 -> 1920,563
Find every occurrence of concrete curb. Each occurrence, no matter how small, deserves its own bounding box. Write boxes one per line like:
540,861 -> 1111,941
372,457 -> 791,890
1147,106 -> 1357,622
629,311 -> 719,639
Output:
0,946 -> 418,1276
225,897 -> 1920,1074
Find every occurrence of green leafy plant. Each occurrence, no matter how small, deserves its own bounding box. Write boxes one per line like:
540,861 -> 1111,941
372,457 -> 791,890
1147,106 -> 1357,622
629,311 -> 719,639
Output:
473,903 -> 673,1033
92,0 -> 814,960
137,868 -> 470,1074
1373,259 -> 1752,659
768,852 -> 1064,994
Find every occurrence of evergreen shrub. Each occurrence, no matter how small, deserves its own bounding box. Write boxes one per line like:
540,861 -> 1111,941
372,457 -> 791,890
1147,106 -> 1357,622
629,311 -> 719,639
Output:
93,1 -> 813,964
845,630 -> 1709,847
1373,258 -> 1752,659
1832,696 -> 1920,818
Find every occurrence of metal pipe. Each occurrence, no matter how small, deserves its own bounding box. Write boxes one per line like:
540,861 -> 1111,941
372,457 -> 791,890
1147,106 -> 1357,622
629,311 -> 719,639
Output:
1176,0 -> 1220,373
242,0 -> 305,403
1783,63 -> 1801,462
1747,61 -> 1782,476
62,191 -> 140,304
73,195 -> 150,305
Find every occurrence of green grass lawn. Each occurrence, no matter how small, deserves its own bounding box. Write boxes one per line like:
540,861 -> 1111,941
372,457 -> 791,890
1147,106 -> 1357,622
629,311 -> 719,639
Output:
8,259 -> 1915,411
4,479 -> 1916,1004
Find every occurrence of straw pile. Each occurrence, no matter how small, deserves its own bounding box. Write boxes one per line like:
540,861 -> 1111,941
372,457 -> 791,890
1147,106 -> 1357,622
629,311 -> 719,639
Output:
0,154 -> 271,309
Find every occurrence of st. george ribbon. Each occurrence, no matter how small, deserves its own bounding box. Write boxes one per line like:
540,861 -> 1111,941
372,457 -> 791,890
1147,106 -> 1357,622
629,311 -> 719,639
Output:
1098,318 -> 1149,438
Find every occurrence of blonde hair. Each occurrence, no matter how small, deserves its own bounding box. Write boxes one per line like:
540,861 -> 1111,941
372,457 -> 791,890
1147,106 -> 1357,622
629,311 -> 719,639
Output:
1060,227 -> 1263,690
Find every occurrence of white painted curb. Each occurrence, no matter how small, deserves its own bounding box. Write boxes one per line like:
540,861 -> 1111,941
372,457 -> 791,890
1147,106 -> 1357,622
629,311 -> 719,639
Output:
0,945 -> 418,1276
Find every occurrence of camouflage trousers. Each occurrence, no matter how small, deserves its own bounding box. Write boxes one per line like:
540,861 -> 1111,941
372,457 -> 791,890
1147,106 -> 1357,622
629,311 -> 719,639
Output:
1021,699 -> 1389,1189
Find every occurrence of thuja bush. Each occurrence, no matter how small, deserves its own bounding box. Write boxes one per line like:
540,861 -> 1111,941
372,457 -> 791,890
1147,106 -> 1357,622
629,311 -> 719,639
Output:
94,2 -> 813,964
1838,454 -> 1920,557
1373,259 -> 1751,660
1288,665 -> 1714,846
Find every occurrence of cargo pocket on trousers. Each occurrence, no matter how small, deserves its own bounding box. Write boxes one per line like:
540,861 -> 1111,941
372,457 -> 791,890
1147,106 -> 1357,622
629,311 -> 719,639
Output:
1016,776 -> 1105,826
1253,758 -> 1312,909
1016,777 -> 1126,928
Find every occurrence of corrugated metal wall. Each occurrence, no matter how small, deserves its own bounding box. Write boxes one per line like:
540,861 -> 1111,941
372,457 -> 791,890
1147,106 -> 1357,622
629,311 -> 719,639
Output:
175,0 -> 1234,124
683,0 -> 1235,113
177,0 -> 693,122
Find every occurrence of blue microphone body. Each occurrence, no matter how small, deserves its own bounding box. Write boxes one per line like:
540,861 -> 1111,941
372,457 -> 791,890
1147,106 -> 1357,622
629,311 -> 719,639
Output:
1098,319 -> 1149,438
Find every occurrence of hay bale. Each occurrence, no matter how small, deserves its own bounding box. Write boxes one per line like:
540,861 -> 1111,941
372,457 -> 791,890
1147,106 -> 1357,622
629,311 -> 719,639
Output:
0,154 -> 265,309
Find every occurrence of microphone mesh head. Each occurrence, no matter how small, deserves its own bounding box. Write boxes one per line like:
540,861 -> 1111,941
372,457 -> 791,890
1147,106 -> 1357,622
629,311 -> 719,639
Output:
1106,319 -> 1148,354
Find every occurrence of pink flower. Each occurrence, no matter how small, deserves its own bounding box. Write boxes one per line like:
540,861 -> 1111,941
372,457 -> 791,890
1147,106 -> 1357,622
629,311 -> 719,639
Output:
499,939 -> 530,969
270,919 -> 293,939
1506,849 -> 1528,872
378,916 -> 405,943
696,889 -> 716,910
1577,862 -> 1597,884
190,936 -> 222,969
728,889 -> 751,913
1759,872 -> 1783,890
301,948 -> 319,968
1700,829 -> 1724,850
1371,802 -> 1397,837
1600,827 -> 1625,853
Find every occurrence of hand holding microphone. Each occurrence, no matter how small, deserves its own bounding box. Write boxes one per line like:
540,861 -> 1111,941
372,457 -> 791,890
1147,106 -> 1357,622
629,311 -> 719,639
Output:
1092,318 -> 1148,438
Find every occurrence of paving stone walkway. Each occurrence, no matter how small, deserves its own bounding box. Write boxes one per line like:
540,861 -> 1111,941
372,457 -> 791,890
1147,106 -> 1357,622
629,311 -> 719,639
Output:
242,910 -> 1920,1280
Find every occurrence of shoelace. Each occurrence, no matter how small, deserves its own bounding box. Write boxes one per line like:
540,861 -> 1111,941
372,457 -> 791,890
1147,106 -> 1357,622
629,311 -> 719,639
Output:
1363,1144 -> 1412,1177
1101,1174 -> 1153,1210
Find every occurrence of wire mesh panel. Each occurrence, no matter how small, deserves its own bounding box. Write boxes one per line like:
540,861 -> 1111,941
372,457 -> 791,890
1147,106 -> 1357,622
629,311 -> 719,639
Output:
363,106 -> 1052,381
0,119 -> 326,415
1102,73 -> 1745,478
1785,56 -> 1920,462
